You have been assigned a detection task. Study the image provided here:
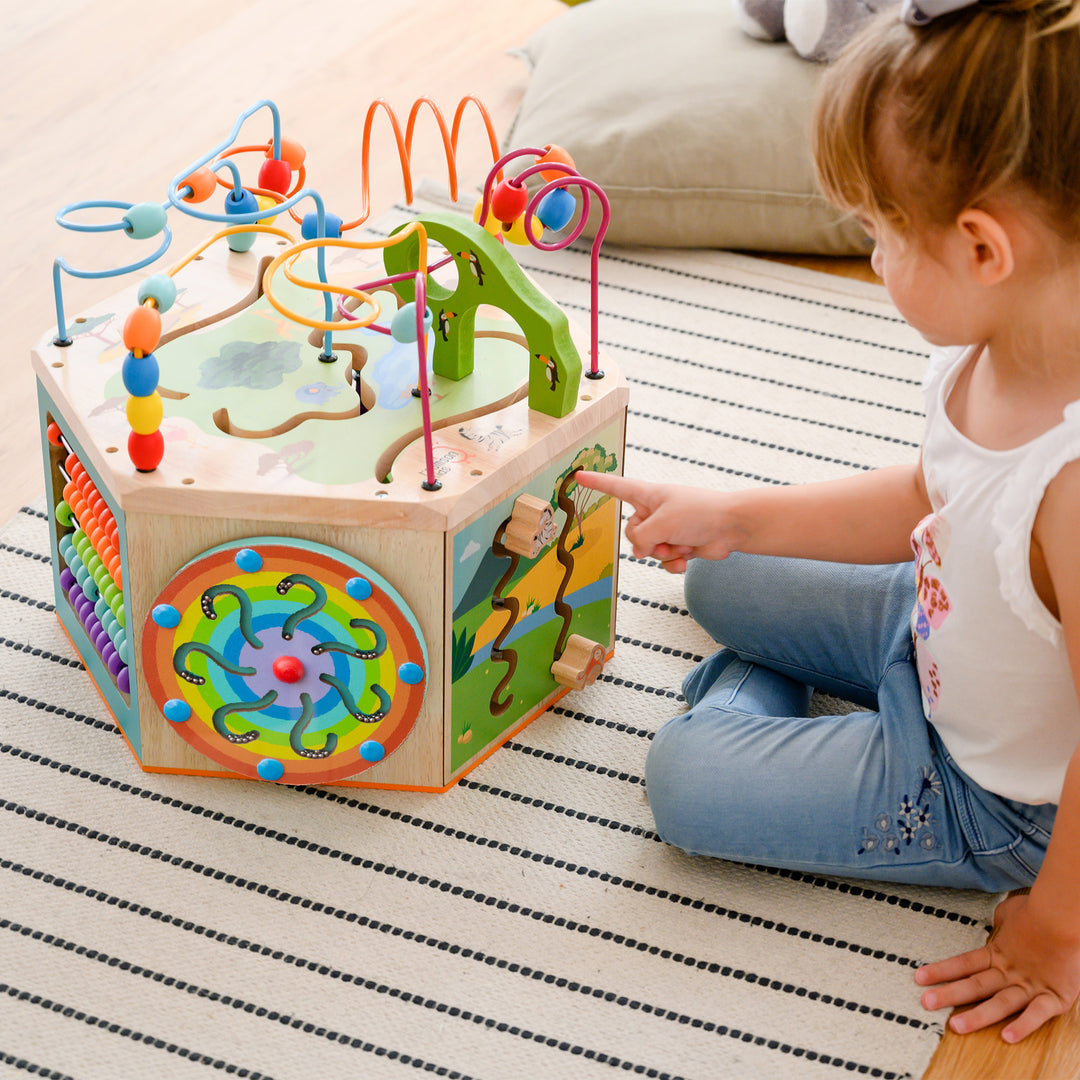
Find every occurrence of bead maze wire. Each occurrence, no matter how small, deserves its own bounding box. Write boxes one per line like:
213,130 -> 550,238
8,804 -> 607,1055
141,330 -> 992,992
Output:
49,97 -> 609,489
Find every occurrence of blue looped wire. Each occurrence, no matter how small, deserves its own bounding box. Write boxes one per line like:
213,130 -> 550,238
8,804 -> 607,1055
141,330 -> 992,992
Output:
52,197 -> 173,342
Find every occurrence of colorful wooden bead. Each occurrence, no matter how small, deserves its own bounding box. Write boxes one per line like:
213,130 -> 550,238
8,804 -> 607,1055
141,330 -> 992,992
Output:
536,144 -> 576,182
536,187 -> 576,232
126,392 -> 163,435
502,212 -> 543,247
180,167 -> 217,203
257,156 -> 292,196
123,305 -> 162,354
471,198 -> 502,239
224,188 -> 259,252
123,201 -> 168,240
300,212 -> 343,239
122,352 -> 160,397
390,302 -> 433,343
490,179 -> 529,224
137,273 -> 177,313
128,429 -> 165,472
277,137 -> 307,170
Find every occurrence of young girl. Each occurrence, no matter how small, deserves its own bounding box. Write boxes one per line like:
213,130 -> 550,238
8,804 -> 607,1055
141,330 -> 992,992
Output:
580,0 -> 1080,1044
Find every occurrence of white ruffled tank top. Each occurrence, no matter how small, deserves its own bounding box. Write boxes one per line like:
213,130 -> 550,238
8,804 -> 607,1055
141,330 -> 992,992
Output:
911,345 -> 1080,805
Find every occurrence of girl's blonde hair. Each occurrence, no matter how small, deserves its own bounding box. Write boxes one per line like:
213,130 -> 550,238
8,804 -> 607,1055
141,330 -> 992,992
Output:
813,0 -> 1080,239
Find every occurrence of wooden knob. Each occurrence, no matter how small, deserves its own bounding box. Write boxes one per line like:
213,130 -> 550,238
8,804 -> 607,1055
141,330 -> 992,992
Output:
502,494 -> 556,559
551,634 -> 605,690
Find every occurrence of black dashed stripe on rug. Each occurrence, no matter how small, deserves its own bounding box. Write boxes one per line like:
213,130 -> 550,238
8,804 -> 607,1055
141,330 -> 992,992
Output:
5,918 -> 674,1080
0,1051 -> 75,1080
526,264 -> 915,355
528,246 -> 908,326
0,638 -> 83,670
0,984 -> 275,1079
627,375 -> 921,448
607,340 -> 925,416
0,542 -> 51,564
564,299 -> 926,366
628,410 -> 883,473
0,861 -> 931,1070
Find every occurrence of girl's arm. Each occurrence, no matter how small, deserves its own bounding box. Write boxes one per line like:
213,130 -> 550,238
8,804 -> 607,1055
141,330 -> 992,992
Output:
915,457 -> 1080,1041
577,461 -> 930,572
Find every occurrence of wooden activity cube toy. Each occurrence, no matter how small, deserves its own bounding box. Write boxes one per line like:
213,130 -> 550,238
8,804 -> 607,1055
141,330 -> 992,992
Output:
33,99 -> 627,791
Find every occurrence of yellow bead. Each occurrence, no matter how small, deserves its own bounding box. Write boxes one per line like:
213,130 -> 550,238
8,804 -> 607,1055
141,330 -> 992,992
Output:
472,198 -> 502,239
255,193 -> 278,225
502,212 -> 544,247
126,392 -> 163,435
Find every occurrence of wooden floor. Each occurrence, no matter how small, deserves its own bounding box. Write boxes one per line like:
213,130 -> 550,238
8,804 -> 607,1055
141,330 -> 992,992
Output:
4,1 -> 1077,1075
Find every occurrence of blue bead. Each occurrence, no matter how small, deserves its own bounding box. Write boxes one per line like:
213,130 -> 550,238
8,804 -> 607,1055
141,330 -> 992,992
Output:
360,740 -> 385,763
152,603 -> 181,628
235,548 -> 263,573
123,201 -> 168,240
536,187 -> 576,232
224,188 -> 259,252
122,351 -> 160,397
346,576 -> 372,601
300,212 -> 343,240
138,273 -> 178,313
390,302 -> 433,343
398,661 -> 425,685
257,758 -> 285,781
164,699 -> 191,723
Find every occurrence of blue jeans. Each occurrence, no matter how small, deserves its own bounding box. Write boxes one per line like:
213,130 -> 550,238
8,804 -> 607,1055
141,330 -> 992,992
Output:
645,553 -> 1057,891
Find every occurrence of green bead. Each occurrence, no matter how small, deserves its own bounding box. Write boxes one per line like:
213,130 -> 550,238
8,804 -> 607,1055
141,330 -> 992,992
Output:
138,273 -> 178,313
123,201 -> 168,240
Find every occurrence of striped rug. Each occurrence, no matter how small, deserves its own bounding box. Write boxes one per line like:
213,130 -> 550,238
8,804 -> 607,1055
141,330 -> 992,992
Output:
0,206 -> 997,1080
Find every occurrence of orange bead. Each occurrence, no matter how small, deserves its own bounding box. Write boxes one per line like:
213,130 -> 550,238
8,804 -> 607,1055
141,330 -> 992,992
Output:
113,564 -> 123,590
276,137 -> 306,170
536,144 -> 576,182
180,166 -> 217,203
47,422 -> 64,447
123,305 -> 161,355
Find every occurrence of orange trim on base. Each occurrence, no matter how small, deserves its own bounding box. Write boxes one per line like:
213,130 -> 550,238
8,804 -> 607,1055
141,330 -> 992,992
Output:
55,612 -> 616,794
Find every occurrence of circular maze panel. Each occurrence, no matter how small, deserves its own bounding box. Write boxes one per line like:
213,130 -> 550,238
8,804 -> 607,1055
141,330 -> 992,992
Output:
143,537 -> 427,784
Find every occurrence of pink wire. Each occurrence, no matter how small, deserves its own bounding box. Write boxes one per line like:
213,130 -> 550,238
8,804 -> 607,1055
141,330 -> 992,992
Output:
413,272 -> 438,489
478,151 -> 610,378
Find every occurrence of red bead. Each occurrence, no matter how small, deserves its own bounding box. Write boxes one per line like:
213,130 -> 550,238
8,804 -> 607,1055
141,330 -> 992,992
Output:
128,429 -> 164,472
47,422 -> 64,447
258,157 -> 292,196
490,179 -> 529,225
272,655 -> 305,683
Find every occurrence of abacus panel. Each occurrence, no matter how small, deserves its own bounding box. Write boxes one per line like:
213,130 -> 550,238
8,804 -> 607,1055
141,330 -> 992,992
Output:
39,391 -> 140,753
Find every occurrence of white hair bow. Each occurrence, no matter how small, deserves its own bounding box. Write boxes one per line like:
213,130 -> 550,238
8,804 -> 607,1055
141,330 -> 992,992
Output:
901,0 -> 981,23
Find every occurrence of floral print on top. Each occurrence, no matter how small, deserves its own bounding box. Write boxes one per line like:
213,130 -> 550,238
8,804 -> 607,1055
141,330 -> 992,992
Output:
911,511 -> 952,718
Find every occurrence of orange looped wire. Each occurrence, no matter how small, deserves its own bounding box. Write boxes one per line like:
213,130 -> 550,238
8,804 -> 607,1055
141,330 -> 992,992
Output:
304,95 -> 502,234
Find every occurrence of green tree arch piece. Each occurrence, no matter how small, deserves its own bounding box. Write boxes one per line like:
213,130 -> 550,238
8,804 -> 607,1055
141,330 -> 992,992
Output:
382,211 -> 581,418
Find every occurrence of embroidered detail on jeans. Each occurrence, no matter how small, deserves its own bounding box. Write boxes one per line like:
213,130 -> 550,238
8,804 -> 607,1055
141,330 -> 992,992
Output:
858,767 -> 942,857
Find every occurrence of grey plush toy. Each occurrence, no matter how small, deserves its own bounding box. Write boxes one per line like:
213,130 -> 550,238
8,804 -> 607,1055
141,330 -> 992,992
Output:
733,0 -> 900,61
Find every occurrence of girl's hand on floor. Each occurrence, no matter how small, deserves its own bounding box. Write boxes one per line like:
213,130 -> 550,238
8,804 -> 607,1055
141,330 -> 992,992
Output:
576,472 -> 736,573
915,892 -> 1080,1042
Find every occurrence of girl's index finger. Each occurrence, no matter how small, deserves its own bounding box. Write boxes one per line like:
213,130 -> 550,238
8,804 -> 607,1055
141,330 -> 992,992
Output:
576,470 -> 638,501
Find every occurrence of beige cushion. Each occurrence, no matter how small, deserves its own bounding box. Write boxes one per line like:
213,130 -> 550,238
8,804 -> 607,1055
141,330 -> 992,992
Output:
504,0 -> 870,254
